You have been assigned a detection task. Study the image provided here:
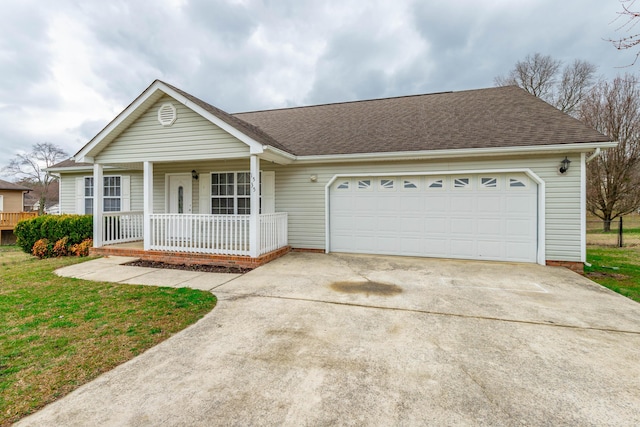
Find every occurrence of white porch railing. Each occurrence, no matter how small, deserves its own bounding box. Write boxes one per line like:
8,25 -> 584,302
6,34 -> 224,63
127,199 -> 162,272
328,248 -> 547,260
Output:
260,212 -> 288,255
149,214 -> 250,255
103,211 -> 144,245
100,212 -> 288,256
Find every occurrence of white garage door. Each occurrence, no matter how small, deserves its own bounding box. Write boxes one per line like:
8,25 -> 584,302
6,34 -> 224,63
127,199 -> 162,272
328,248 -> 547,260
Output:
329,173 -> 538,263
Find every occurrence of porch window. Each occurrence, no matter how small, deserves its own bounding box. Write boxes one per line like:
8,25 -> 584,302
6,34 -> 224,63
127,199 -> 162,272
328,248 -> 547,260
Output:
84,176 -> 122,214
211,172 -> 251,214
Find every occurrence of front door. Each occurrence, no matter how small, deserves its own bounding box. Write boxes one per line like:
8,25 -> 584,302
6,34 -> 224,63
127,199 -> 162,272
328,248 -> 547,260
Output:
168,174 -> 192,241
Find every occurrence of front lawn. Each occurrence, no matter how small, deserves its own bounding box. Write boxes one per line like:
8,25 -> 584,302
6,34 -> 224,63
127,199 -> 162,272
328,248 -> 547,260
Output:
0,246 -> 217,426
586,246 -> 640,303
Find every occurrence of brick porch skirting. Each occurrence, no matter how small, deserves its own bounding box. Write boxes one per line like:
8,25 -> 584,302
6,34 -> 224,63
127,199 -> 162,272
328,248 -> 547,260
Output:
90,245 -> 292,269
546,260 -> 584,274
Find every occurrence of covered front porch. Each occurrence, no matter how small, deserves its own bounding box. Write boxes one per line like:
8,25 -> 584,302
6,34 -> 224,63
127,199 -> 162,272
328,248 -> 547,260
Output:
91,155 -> 289,263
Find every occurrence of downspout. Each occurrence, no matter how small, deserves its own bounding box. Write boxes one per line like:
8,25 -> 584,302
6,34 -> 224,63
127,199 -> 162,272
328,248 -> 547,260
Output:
586,147 -> 601,163
583,147 -> 601,267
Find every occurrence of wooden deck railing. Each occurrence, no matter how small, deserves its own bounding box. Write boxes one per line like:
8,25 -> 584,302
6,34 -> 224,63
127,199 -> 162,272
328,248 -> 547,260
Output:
0,212 -> 38,230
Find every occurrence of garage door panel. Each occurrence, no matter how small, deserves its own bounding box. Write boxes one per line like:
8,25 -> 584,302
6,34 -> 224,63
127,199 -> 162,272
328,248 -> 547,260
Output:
331,215 -> 355,232
450,239 -> 475,257
424,196 -> 448,212
477,196 -> 503,214
505,242 -> 536,262
401,196 -> 424,211
505,219 -> 534,237
400,238 -> 423,254
401,217 -> 425,232
450,196 -> 474,212
423,238 -> 449,256
330,173 -> 537,263
506,196 -> 535,213
424,217 -> 448,233
377,236 -> 401,252
450,218 -> 475,234
477,240 -> 504,259
477,218 -> 502,235
354,216 -> 378,232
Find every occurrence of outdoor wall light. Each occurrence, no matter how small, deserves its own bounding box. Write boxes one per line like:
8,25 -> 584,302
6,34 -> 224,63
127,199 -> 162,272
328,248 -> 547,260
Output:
192,170 -> 199,180
559,157 -> 571,174
310,174 -> 318,182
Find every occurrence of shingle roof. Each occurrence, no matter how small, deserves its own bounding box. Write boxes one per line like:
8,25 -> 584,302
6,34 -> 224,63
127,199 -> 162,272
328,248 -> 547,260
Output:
49,158 -> 93,169
0,178 -> 31,191
234,86 -> 611,156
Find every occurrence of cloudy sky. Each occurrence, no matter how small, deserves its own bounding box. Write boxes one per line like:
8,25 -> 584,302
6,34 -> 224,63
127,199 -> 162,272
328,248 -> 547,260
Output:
0,0 -> 635,171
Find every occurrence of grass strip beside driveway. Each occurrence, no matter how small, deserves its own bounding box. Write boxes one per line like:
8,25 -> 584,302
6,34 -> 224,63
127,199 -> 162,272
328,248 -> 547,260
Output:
0,246 -> 217,426
586,246 -> 640,303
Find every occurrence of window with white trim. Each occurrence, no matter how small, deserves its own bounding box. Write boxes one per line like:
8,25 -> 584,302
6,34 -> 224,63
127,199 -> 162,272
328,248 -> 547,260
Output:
211,172 -> 252,214
380,179 -> 394,190
84,176 -> 122,214
403,179 -> 418,189
509,177 -> 528,188
453,177 -> 470,188
427,178 -> 444,189
480,177 -> 498,188
357,179 -> 371,190
336,181 -> 350,190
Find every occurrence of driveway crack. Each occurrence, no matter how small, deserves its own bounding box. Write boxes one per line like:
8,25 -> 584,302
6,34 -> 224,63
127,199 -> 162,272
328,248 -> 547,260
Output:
212,291 -> 640,335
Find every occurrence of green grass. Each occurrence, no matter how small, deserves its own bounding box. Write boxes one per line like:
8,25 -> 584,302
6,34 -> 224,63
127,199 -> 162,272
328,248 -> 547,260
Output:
0,246 -> 217,426
585,246 -> 640,303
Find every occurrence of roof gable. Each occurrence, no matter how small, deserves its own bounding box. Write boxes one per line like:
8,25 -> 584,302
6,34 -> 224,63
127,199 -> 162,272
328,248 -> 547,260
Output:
74,80 -> 286,162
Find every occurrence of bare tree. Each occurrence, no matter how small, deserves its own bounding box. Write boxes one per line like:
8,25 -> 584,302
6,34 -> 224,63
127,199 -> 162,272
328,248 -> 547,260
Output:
579,75 -> 640,230
495,53 -> 597,115
609,0 -> 640,65
2,142 -> 68,214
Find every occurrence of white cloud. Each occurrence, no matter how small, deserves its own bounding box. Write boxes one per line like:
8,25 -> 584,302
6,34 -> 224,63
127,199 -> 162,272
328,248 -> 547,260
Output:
0,0 -> 634,170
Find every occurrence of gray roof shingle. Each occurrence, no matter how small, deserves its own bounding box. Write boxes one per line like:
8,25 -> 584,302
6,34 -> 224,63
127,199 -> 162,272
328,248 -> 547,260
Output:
234,86 -> 611,156
0,178 -> 32,191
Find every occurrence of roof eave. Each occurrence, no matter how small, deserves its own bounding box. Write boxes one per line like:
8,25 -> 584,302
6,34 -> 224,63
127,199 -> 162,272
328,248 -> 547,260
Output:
291,141 -> 618,164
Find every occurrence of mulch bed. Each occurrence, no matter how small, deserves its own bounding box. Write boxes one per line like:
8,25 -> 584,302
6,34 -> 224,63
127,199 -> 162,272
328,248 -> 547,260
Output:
124,260 -> 252,274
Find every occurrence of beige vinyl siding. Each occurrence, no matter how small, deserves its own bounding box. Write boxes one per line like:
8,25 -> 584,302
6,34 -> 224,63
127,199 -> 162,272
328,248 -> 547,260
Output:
0,191 -> 24,212
96,95 -> 250,163
58,171 -> 143,214
59,173 -> 81,213
269,154 -> 582,262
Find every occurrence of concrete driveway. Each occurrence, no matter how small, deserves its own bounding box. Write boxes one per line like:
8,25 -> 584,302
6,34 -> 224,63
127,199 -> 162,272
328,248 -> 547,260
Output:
18,252 -> 640,426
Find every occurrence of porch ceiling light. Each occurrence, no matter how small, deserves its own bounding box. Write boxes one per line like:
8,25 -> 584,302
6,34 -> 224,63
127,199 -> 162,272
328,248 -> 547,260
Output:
559,156 -> 571,174
192,170 -> 199,180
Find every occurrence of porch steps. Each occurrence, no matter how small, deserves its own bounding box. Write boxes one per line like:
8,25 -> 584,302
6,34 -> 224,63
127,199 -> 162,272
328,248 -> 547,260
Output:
91,245 -> 292,269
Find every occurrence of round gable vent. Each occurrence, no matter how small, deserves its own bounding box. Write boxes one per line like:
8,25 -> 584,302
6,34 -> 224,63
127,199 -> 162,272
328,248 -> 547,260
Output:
157,103 -> 177,126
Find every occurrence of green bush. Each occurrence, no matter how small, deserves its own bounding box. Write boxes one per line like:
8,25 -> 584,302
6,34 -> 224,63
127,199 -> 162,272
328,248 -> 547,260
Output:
14,215 -> 93,254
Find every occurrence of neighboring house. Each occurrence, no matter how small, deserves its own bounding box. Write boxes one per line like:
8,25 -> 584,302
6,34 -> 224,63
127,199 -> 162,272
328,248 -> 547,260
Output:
0,179 -> 37,244
48,80 -> 615,271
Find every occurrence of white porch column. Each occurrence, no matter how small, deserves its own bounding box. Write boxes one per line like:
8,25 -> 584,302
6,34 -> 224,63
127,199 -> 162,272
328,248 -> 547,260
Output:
143,161 -> 154,250
249,155 -> 260,257
92,164 -> 103,248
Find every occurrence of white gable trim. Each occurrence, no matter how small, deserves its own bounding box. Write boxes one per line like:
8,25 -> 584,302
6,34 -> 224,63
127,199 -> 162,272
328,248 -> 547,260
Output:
296,142 -> 618,164
75,81 -> 266,162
